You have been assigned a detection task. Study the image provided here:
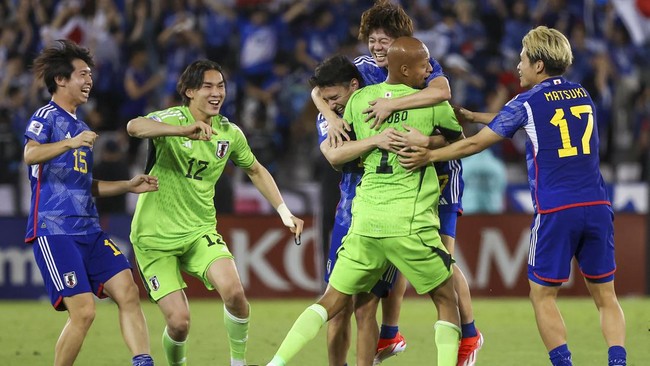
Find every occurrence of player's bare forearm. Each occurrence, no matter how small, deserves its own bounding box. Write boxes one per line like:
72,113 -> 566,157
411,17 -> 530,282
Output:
320,136 -> 376,168
92,175 -> 159,197
430,127 -> 503,162
127,117 -> 185,138
24,139 -> 74,165
24,131 -> 96,165
365,77 -> 451,129
455,106 -> 497,125
396,76 -> 451,109
472,112 -> 497,125
92,179 -> 130,197
245,160 -> 285,209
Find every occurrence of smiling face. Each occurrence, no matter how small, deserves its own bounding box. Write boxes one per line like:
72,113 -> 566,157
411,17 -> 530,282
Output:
368,29 -> 395,68
186,69 -> 226,121
320,80 -> 359,115
56,58 -> 93,109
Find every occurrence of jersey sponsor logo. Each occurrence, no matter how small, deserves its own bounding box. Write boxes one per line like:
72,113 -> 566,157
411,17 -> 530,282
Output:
149,115 -> 162,122
63,271 -> 77,288
149,276 -> 160,291
319,121 -> 328,136
65,132 -> 72,139
216,141 -> 230,158
27,121 -> 43,136
182,140 -> 192,149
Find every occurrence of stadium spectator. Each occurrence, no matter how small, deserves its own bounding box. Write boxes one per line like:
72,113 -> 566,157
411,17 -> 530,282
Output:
127,59 -> 304,366
24,39 -> 156,366
398,26 -> 628,366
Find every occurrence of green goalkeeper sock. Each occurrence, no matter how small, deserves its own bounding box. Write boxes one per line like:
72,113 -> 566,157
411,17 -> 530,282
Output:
224,304 -> 250,362
434,320 -> 461,366
162,327 -> 187,366
273,304 -> 328,365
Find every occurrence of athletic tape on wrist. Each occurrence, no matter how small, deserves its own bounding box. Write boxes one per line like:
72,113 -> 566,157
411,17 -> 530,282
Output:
276,203 -> 295,228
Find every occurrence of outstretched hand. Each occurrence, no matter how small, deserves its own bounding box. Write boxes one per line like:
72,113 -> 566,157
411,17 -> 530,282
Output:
185,121 -> 217,141
128,174 -> 159,193
396,146 -> 434,171
363,98 -> 394,129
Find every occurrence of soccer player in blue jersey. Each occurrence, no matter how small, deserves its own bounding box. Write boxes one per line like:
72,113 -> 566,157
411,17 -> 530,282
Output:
398,26 -> 628,366
312,2 -> 483,364
312,55 -> 398,366
24,39 -> 157,366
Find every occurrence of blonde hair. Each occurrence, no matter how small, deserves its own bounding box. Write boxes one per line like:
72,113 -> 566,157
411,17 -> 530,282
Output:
522,26 -> 573,76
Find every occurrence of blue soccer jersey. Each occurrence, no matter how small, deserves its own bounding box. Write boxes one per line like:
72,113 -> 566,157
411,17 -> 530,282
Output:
353,55 -> 444,86
488,77 -> 609,213
316,113 -> 363,228
24,101 -> 102,242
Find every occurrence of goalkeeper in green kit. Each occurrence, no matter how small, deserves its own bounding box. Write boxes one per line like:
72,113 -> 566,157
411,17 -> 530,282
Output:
128,60 -> 304,366
267,36 -> 462,366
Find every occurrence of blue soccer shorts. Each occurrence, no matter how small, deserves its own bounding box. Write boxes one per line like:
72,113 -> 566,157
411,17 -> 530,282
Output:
438,208 -> 461,238
33,231 -> 132,311
527,205 -> 616,286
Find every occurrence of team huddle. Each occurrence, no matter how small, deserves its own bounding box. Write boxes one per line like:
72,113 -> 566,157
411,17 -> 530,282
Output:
24,1 -> 627,366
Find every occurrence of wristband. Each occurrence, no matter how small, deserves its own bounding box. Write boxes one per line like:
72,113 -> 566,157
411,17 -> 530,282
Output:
276,203 -> 295,228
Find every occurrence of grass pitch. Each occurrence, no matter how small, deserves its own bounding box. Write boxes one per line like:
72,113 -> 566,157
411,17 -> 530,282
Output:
1,297 -> 648,365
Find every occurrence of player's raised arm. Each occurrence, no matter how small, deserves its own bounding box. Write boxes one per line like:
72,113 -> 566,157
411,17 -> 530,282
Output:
312,86 -> 352,147
364,75 -> 451,129
24,130 -> 98,165
127,116 -> 215,140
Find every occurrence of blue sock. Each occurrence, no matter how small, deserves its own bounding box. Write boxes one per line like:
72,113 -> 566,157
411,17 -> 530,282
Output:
608,345 -> 626,366
379,325 -> 399,339
549,344 -> 572,366
461,321 -> 477,338
132,354 -> 154,366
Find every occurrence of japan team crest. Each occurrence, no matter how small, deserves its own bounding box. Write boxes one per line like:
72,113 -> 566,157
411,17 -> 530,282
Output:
149,276 -> 160,291
216,141 -> 230,159
63,271 -> 77,288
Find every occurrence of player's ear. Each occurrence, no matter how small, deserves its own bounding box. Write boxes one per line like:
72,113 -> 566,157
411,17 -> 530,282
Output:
535,59 -> 545,74
185,89 -> 195,100
350,78 -> 360,91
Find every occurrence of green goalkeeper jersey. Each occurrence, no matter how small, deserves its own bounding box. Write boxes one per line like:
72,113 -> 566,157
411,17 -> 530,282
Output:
343,82 -> 462,237
130,106 -> 256,247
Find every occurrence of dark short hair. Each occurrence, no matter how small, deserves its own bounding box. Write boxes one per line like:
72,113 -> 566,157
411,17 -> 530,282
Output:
176,60 -> 224,105
358,0 -> 413,43
309,55 -> 363,88
33,39 -> 95,95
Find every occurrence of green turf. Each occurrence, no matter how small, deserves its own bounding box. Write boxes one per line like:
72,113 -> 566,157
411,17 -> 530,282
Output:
1,297 -> 648,365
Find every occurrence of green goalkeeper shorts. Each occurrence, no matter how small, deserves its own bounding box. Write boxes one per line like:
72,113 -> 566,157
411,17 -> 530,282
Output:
329,229 -> 453,295
133,229 -> 234,301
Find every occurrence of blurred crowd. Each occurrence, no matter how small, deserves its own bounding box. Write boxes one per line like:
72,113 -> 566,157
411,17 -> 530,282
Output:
0,0 -> 649,215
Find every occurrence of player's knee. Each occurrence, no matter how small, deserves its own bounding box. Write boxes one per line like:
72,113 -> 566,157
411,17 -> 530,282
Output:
167,311 -> 191,336
223,291 -> 249,318
115,281 -> 142,306
70,302 -> 96,328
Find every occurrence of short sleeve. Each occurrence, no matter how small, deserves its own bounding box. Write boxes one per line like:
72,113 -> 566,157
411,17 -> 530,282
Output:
229,126 -> 256,169
24,118 -> 52,145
